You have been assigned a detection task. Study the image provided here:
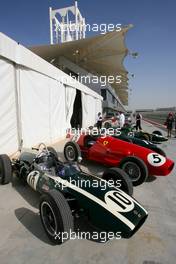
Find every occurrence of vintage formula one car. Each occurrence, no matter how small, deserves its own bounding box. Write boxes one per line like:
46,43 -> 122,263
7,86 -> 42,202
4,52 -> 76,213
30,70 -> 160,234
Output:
120,124 -> 168,143
114,134 -> 166,157
0,144 -> 148,244
64,133 -> 174,186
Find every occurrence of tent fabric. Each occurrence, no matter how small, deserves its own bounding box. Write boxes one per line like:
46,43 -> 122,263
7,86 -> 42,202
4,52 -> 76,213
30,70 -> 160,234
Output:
20,68 -> 51,147
0,32 -> 102,154
0,33 -> 102,101
82,92 -> 89,128
19,68 -> 68,147
0,58 -> 18,154
50,80 -> 66,141
65,86 -> 76,129
82,93 -> 97,128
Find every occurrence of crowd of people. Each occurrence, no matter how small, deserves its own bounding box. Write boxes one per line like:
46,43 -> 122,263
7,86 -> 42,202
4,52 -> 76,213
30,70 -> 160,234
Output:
96,111 -> 142,131
96,111 -> 176,139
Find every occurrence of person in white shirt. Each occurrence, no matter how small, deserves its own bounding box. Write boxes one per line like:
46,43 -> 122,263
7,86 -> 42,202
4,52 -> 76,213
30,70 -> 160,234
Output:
119,111 -> 125,128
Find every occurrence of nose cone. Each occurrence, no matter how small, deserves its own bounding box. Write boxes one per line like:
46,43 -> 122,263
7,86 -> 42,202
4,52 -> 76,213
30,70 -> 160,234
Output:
159,158 -> 174,176
166,159 -> 175,174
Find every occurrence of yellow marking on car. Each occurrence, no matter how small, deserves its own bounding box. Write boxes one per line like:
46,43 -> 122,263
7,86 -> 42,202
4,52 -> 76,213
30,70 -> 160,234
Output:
103,141 -> 109,146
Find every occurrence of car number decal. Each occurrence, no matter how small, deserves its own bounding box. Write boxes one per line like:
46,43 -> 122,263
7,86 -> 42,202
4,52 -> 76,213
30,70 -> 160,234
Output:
104,190 -> 134,213
147,153 -> 166,167
103,140 -> 109,146
27,171 -> 40,190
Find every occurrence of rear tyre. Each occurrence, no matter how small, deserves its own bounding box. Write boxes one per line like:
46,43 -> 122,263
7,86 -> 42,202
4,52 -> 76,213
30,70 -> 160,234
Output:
102,167 -> 133,195
152,130 -> 163,136
64,142 -> 81,162
120,156 -> 148,186
0,154 -> 12,184
39,190 -> 74,244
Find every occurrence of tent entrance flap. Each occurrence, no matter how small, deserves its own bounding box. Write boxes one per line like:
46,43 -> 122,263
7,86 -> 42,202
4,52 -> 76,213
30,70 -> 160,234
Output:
71,89 -> 82,129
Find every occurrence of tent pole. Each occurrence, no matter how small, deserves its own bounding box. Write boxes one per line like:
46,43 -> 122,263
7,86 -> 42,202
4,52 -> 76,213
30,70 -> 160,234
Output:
14,64 -> 23,151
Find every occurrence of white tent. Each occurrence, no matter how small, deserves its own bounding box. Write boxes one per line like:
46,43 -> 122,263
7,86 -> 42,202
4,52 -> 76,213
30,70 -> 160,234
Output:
0,33 -> 102,155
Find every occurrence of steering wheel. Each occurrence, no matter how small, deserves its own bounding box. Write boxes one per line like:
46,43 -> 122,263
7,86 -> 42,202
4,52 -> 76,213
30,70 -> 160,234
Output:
32,143 -> 50,158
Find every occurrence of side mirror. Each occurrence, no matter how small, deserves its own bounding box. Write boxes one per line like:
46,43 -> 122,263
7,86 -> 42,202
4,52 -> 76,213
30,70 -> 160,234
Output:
77,156 -> 82,163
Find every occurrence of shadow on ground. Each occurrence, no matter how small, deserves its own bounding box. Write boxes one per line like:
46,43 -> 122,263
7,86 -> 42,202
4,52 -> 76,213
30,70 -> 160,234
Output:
15,207 -> 53,245
15,207 -> 109,245
145,175 -> 157,183
12,175 -> 40,209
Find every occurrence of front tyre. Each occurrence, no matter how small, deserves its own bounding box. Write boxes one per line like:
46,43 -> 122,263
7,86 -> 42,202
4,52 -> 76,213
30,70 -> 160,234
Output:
0,154 -> 12,184
102,167 -> 133,196
152,130 -> 163,136
39,190 -> 74,245
120,156 -> 148,186
64,142 -> 81,162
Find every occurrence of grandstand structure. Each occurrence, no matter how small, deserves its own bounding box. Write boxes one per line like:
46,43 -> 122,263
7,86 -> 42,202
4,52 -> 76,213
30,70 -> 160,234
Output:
31,1 -> 132,114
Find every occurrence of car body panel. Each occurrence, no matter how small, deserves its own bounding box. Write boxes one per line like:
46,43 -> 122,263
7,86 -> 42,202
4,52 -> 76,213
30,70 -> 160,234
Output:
74,134 -> 174,177
25,161 -> 148,238
120,126 -> 168,143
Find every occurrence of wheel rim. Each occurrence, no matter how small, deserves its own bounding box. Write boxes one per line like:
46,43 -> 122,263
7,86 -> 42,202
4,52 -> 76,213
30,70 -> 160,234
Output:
122,162 -> 141,182
66,146 -> 76,161
41,202 -> 58,237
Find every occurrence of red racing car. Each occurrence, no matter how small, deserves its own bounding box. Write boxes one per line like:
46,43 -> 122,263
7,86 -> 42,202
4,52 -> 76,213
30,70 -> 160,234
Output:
64,133 -> 174,186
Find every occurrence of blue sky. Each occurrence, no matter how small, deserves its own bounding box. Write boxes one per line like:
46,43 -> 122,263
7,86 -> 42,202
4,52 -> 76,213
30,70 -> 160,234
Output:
0,0 -> 175,110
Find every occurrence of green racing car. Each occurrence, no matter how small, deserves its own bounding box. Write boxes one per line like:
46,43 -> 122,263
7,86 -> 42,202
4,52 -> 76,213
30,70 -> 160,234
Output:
0,143 -> 148,244
120,124 -> 168,143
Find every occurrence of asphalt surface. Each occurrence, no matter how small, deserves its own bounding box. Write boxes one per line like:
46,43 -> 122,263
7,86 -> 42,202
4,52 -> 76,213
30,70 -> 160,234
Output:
0,121 -> 176,264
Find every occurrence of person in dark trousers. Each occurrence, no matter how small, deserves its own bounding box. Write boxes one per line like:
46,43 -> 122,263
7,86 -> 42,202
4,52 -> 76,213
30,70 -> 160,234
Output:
165,112 -> 174,138
136,113 -> 142,131
96,112 -> 103,130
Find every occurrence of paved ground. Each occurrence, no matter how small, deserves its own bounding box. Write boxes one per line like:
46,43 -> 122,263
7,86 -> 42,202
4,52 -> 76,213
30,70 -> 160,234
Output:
0,121 -> 176,264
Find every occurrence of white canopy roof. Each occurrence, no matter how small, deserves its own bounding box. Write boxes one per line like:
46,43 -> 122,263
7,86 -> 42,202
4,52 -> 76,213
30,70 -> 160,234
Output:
30,26 -> 132,105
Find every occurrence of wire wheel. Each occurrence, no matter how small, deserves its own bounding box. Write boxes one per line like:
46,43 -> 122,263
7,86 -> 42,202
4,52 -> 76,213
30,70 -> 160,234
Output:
65,145 -> 76,161
40,201 -> 58,237
64,142 -> 81,162
122,162 -> 141,182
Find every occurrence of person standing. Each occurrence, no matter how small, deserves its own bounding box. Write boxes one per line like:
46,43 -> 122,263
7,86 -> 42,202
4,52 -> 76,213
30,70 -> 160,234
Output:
136,113 -> 142,131
96,112 -> 103,130
165,112 -> 174,138
119,111 -> 125,128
